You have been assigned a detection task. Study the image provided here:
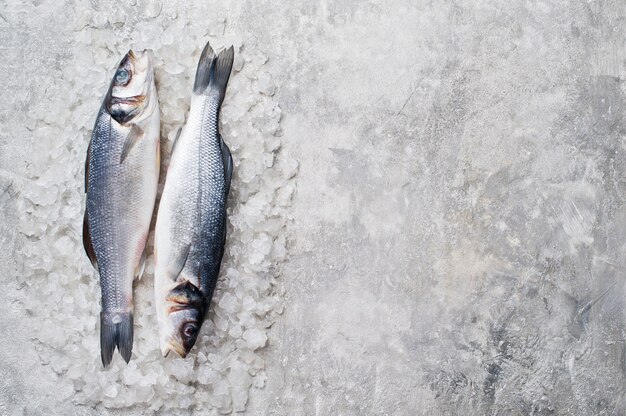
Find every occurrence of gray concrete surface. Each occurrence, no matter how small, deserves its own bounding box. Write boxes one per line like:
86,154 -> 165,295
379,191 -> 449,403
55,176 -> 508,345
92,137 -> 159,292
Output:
2,0 -> 626,415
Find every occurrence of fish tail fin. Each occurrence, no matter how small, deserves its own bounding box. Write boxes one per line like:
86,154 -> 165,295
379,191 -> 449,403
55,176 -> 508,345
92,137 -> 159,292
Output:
100,311 -> 133,367
193,41 -> 234,105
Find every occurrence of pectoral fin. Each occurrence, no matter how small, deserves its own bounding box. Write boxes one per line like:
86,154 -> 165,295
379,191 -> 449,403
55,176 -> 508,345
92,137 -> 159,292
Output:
168,245 -> 190,281
120,124 -> 144,164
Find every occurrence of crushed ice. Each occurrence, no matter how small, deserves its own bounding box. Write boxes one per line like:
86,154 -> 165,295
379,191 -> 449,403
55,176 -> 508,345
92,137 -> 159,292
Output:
18,4 -> 296,413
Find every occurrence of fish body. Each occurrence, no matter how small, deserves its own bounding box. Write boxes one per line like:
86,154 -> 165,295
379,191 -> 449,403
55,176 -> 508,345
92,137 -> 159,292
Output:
154,42 -> 234,357
83,50 -> 160,367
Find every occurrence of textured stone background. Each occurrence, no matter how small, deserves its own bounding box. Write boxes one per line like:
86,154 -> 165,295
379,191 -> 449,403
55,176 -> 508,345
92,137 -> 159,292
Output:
2,0 -> 626,415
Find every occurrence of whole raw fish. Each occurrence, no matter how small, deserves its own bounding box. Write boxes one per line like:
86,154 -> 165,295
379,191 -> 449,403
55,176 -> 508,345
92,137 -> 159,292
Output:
154,41 -> 234,357
83,50 -> 160,367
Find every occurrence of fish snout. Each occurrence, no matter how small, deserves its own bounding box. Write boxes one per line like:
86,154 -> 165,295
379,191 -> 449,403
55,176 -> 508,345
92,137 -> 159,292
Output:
129,49 -> 153,74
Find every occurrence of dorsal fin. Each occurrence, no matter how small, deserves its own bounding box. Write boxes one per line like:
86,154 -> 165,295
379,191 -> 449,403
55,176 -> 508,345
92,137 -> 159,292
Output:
219,134 -> 233,195
84,139 -> 92,193
82,212 -> 97,269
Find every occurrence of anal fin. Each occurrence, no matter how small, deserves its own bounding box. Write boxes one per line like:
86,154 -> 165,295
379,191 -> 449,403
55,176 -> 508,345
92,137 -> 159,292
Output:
134,248 -> 147,280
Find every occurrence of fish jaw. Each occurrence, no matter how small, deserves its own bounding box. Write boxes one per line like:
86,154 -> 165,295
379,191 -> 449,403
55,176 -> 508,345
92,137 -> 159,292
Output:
161,341 -> 187,358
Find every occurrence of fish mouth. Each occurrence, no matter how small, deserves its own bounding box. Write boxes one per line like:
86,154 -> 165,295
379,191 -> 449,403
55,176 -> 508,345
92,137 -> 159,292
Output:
162,341 -> 188,358
167,304 -> 196,313
110,95 -> 146,106
165,296 -> 204,314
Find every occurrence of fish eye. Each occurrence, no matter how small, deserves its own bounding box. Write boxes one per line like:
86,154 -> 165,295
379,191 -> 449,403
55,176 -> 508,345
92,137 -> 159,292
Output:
115,69 -> 130,84
183,323 -> 197,338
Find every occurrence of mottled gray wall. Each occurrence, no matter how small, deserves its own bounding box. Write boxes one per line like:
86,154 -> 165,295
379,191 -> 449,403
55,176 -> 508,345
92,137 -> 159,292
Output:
2,0 -> 626,415
253,0 -> 626,414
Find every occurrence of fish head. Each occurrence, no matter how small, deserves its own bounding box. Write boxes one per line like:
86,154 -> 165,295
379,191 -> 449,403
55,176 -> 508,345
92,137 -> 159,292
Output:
159,280 -> 207,358
106,49 -> 157,125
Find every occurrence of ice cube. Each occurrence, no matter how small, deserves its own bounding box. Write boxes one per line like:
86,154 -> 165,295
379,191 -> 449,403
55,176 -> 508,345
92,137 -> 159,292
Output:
242,328 -> 267,350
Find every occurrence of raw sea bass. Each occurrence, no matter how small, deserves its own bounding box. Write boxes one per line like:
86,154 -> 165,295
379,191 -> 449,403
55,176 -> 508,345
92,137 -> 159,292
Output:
154,41 -> 234,358
83,50 -> 160,367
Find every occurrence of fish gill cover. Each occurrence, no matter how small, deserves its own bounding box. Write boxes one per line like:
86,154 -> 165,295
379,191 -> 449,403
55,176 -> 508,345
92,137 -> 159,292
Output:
17,3 -> 297,413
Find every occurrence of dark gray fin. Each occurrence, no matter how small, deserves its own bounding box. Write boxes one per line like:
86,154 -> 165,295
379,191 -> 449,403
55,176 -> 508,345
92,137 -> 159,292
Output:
211,46 -> 234,105
82,212 -> 97,269
134,248 -> 147,280
119,124 -> 144,164
193,41 -> 216,95
168,244 -> 190,281
193,42 -> 234,105
100,311 -> 133,367
170,127 -> 182,156
84,139 -> 92,193
116,313 -> 134,363
219,134 -> 233,195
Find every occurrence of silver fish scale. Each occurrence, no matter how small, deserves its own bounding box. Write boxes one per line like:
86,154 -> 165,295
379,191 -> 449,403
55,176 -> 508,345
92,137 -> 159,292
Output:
87,111 -> 144,313
171,95 -> 226,296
